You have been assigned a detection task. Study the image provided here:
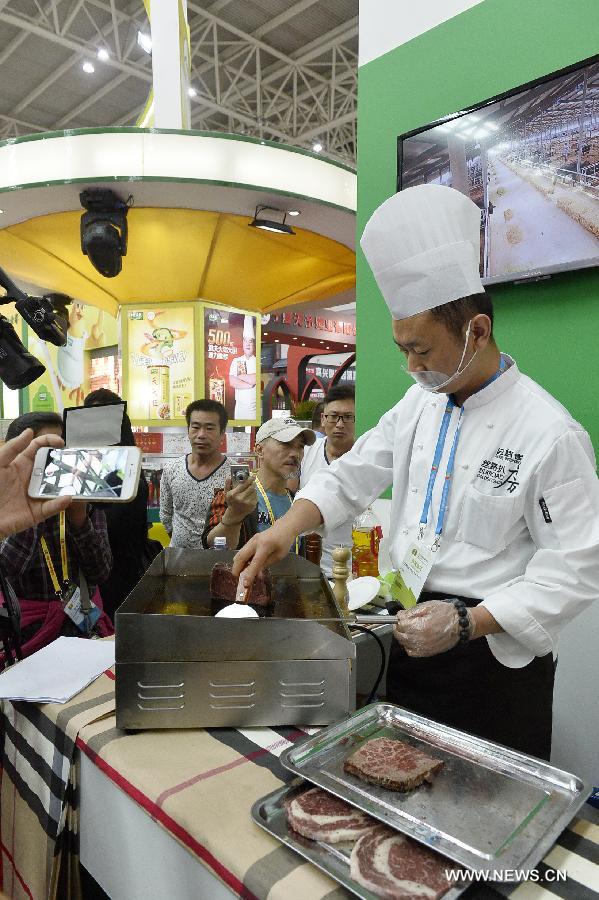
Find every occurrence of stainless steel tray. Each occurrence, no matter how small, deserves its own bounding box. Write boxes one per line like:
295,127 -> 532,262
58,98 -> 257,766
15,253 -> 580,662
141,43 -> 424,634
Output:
279,702 -> 589,877
251,779 -> 467,899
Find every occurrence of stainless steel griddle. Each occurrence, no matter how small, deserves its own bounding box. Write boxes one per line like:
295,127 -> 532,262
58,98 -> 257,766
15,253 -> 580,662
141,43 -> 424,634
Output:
115,549 -> 356,729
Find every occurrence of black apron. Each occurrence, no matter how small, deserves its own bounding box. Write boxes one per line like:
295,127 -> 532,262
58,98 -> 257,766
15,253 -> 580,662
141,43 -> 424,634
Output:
385,591 -> 555,760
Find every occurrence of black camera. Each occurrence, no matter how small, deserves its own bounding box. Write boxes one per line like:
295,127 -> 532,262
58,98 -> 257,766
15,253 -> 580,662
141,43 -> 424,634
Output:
230,464 -> 251,484
0,315 -> 46,389
15,293 -> 68,347
0,266 -> 68,348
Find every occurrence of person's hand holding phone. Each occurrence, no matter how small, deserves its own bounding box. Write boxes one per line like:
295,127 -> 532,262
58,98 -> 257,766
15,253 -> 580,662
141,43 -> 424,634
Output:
222,474 -> 257,526
0,429 -> 72,539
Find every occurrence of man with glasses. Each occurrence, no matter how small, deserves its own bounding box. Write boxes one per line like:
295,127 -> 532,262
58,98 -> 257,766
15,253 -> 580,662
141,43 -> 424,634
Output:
300,385 -> 356,576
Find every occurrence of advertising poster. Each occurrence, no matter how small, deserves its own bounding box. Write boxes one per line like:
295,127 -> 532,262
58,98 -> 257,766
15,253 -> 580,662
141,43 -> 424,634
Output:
27,303 -> 118,413
124,305 -> 196,423
204,306 -> 260,425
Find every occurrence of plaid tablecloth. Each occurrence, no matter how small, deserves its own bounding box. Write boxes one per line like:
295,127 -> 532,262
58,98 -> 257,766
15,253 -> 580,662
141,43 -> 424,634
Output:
2,668 -> 599,900
0,672 -> 115,900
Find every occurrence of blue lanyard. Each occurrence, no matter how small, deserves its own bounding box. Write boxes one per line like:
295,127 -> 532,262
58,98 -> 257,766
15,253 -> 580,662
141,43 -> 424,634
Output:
419,399 -> 462,547
419,354 -> 508,549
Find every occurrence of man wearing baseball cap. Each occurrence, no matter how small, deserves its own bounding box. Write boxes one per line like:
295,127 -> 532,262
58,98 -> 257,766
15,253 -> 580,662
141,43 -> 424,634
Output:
233,184 -> 599,760
203,417 -> 315,551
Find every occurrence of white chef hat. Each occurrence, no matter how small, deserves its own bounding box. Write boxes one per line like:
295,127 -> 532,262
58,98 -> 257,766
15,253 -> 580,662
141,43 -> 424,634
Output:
243,315 -> 255,339
360,184 -> 484,320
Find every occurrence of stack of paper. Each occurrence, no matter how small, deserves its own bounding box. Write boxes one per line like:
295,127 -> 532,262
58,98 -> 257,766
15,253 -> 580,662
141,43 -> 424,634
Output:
0,636 -> 115,704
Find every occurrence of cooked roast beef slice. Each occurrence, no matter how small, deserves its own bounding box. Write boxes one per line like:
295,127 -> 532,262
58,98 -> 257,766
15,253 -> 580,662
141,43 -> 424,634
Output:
210,562 -> 272,606
285,787 -> 377,843
343,736 -> 443,791
350,824 -> 451,899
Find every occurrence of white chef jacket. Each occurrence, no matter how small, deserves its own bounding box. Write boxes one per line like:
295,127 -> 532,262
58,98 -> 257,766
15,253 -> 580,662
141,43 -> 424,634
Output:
300,438 -> 354,576
230,354 -> 257,419
295,357 -> 599,668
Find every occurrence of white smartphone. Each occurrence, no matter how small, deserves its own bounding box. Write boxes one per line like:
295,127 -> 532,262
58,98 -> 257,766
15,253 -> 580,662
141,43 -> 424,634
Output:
28,446 -> 142,502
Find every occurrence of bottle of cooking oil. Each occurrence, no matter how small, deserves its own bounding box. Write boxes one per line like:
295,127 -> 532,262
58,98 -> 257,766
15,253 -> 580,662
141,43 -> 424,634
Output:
351,507 -> 382,578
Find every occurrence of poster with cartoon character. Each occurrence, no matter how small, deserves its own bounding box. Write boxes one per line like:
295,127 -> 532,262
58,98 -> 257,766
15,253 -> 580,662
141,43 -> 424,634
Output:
122,305 -> 196,423
26,301 -> 118,413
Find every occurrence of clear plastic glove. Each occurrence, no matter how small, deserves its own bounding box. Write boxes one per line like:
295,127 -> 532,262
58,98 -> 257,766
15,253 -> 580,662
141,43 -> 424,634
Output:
393,600 -> 464,657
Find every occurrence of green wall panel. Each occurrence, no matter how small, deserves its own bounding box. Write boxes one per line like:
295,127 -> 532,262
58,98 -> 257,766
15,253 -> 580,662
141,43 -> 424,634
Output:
356,0 -> 599,454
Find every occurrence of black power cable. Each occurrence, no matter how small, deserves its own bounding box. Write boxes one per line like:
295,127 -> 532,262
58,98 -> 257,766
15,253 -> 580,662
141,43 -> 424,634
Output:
350,624 -> 387,705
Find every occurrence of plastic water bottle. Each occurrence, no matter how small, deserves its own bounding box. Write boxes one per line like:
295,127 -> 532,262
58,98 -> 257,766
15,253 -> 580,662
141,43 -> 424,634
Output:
214,536 -> 227,550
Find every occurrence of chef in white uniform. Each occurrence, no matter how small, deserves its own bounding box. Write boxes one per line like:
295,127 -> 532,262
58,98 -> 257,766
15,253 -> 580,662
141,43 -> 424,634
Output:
229,315 -> 257,420
233,184 -> 599,759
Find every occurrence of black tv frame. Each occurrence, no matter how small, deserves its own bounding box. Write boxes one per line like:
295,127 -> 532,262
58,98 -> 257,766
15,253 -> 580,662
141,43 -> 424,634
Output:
397,54 -> 599,286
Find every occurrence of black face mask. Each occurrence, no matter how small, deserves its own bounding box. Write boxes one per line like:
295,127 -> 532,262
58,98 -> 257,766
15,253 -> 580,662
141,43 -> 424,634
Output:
0,315 -> 46,389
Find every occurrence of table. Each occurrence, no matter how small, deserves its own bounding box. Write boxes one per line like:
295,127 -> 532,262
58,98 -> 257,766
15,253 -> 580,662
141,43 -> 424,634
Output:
2,671 -> 599,900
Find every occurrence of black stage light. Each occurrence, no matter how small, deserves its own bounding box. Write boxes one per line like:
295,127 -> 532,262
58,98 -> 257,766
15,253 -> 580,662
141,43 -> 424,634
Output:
0,315 -> 46,389
248,205 -> 295,235
80,189 -> 131,277
0,268 -> 68,346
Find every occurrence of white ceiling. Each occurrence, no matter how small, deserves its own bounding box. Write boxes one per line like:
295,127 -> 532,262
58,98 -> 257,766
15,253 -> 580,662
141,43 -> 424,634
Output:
0,0 -> 358,166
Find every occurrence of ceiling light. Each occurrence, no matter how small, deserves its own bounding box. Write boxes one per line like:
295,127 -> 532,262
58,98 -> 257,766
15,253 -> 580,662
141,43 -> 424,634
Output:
264,331 -> 269,335
97,48 -> 109,61
188,87 -> 197,98
319,341 -> 324,344
0,209 -> 4,215
312,142 -> 323,153
343,344 -> 348,348
137,31 -> 152,54
82,61 -> 95,74
293,336 -> 297,340
301,343 -> 305,346
248,204 -> 295,235
80,188 -> 130,278
275,339 -> 279,343
288,210 -> 300,216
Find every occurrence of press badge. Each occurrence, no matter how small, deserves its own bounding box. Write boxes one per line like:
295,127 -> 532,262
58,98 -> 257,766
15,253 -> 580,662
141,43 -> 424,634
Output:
390,541 -> 434,609
62,584 -> 101,632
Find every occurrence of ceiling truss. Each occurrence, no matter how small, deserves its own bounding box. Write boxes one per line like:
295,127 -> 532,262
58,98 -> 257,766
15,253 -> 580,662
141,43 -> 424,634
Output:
0,0 -> 357,166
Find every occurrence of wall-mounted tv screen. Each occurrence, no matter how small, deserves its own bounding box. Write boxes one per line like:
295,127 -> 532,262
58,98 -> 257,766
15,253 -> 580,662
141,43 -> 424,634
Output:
397,56 -> 599,284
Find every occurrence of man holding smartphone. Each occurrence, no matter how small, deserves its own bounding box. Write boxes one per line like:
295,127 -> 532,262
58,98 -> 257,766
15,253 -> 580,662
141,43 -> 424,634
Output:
202,417 -> 315,550
0,412 -> 114,656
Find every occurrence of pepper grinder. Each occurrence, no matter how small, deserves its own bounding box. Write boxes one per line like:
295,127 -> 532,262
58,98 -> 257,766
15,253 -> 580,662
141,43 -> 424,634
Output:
332,545 -> 351,617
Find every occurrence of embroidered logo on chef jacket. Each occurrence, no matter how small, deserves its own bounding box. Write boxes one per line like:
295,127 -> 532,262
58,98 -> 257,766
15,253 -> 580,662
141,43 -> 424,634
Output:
476,447 -> 524,494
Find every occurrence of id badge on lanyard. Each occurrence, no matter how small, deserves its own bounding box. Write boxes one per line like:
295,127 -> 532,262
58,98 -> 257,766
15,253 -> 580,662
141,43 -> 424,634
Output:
40,511 -> 99,632
389,357 -> 507,609
392,400 -> 464,609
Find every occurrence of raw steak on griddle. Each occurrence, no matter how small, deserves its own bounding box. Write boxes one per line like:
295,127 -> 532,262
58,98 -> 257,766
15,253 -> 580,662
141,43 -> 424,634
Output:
210,562 -> 272,606
285,787 -> 377,843
350,824 -> 451,899
344,737 -> 443,791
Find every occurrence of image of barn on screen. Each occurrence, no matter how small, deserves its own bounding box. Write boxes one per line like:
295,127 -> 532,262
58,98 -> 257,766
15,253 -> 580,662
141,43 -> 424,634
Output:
398,58 -> 599,284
